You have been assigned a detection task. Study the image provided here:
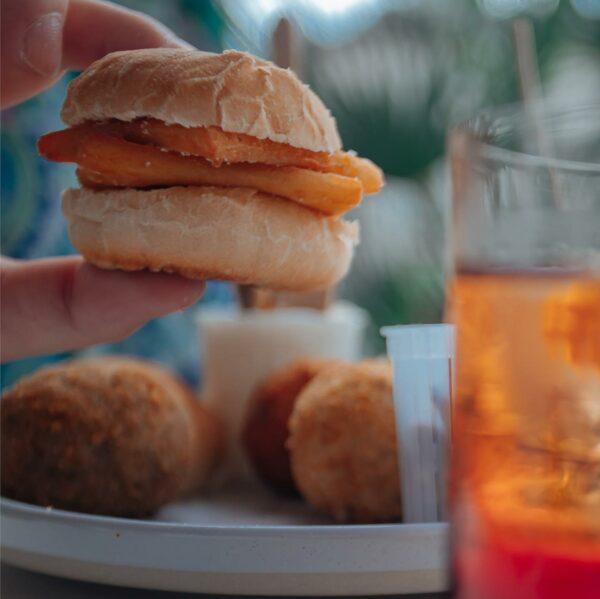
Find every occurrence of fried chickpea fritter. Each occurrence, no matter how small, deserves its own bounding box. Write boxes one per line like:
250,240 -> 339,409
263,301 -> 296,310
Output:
288,360 -> 402,523
242,358 -> 339,495
39,130 -> 364,217
1,357 -> 223,517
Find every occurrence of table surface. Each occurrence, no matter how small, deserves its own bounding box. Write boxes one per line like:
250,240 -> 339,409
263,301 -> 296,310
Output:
1,563 -> 451,599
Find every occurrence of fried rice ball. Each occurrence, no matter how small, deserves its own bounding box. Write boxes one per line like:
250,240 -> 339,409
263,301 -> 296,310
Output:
1,357 -> 223,517
288,360 -> 402,523
242,358 -> 339,495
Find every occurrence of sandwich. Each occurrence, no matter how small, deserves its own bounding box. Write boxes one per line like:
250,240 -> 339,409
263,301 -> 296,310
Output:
38,49 -> 383,291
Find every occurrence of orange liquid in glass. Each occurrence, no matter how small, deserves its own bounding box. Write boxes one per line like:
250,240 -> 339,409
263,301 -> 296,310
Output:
450,270 -> 600,599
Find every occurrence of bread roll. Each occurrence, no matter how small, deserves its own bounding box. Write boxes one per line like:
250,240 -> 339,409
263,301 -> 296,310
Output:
48,49 -> 369,290
62,186 -> 358,292
61,49 -> 341,153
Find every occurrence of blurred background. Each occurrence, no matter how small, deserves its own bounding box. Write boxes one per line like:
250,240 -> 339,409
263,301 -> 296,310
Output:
2,0 -> 599,388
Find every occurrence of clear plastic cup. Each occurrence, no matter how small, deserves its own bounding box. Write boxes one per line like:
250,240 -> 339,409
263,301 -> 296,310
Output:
381,324 -> 454,523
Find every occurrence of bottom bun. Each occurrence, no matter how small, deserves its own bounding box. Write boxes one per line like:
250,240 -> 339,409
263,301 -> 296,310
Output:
62,186 -> 358,291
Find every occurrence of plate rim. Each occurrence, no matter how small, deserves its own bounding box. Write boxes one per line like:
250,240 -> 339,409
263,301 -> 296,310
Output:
1,496 -> 448,537
1,496 -> 450,595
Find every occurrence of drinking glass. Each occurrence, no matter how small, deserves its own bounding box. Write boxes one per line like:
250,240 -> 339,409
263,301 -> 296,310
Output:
448,103 -> 600,599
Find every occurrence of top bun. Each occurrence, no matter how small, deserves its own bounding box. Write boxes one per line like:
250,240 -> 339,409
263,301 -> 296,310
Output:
61,49 -> 341,153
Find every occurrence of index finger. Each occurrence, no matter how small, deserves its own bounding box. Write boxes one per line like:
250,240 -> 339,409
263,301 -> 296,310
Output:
1,0 -> 192,109
62,0 -> 193,71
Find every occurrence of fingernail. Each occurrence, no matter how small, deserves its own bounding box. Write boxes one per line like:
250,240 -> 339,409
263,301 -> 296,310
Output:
164,35 -> 195,50
21,12 -> 64,77
179,282 -> 205,308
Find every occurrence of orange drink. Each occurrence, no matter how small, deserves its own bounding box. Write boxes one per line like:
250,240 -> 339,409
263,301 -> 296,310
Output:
449,103 -> 600,598
450,270 -> 600,599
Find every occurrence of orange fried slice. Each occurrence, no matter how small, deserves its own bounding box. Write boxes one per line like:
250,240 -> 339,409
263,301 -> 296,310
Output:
39,129 -> 362,217
321,152 -> 383,194
53,120 -> 384,194
93,119 -> 327,168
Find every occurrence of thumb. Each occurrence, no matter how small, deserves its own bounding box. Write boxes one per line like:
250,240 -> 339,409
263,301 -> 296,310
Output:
1,256 -> 204,362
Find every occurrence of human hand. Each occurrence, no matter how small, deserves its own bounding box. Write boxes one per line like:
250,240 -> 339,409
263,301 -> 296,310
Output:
1,257 -> 205,362
1,0 -> 203,362
1,0 -> 192,107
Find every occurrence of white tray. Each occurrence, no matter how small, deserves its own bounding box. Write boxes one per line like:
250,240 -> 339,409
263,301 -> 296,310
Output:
1,487 -> 449,596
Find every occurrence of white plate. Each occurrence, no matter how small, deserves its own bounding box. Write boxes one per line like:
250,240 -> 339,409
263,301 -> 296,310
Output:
1,487 -> 449,596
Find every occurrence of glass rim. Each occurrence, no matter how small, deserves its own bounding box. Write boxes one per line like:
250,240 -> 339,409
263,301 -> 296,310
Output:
454,101 -> 600,175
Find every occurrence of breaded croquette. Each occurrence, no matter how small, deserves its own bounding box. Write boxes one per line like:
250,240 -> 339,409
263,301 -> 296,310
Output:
288,360 -> 402,523
242,358 -> 338,494
1,357 -> 222,517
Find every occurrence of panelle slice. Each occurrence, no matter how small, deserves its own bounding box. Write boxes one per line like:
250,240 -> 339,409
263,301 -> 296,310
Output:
39,129 -> 363,217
